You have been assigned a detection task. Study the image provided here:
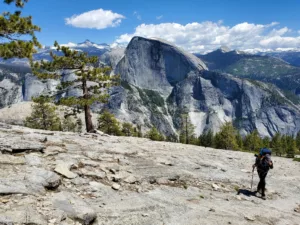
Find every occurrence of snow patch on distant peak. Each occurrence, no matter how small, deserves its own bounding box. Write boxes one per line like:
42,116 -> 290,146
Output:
219,46 -> 231,53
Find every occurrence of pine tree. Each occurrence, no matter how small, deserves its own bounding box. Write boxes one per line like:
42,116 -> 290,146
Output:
136,125 -> 143,138
271,132 -> 282,156
180,114 -> 195,144
281,135 -> 288,156
199,130 -> 214,147
166,134 -> 178,143
122,122 -> 135,137
214,122 -> 238,150
31,42 -> 119,133
158,133 -> 166,142
296,131 -> 300,151
24,96 -> 61,131
98,110 -> 121,136
146,127 -> 163,141
62,116 -> 77,132
0,0 -> 41,59
286,135 -> 296,158
262,137 -> 270,148
179,131 -> 186,144
76,118 -> 83,133
188,135 -> 198,145
236,133 -> 244,150
243,130 -> 262,151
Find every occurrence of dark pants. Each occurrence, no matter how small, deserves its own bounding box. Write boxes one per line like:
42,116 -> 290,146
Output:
257,171 -> 268,196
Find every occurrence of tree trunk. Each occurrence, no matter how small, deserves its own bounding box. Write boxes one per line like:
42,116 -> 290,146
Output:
82,79 -> 94,132
41,103 -> 47,130
186,115 -> 189,144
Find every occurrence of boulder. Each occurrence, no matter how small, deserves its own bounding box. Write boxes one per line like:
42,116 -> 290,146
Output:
0,179 -> 32,195
0,138 -> 45,153
52,191 -> 97,224
26,168 -> 61,189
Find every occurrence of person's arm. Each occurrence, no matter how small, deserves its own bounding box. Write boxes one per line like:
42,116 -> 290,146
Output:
252,157 -> 259,170
266,155 -> 273,169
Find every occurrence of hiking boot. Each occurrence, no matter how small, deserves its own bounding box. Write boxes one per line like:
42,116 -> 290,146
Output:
261,195 -> 266,200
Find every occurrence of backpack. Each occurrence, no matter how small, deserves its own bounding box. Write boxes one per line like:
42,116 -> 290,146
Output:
260,148 -> 272,156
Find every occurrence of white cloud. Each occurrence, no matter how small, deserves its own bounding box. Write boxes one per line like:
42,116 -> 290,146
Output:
133,11 -> 142,20
156,15 -> 163,20
268,27 -> 290,36
114,21 -> 300,53
61,42 -> 77,47
65,9 -> 125,29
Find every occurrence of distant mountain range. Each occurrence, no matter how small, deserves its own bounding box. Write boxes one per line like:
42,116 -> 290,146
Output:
1,38 -> 300,138
196,48 -> 300,95
258,51 -> 300,67
0,40 -> 112,67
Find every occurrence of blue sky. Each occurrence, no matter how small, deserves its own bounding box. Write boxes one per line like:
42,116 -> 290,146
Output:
4,0 -> 300,53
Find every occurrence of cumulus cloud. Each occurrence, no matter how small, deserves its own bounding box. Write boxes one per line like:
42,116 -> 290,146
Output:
65,9 -> 125,29
114,21 -> 300,53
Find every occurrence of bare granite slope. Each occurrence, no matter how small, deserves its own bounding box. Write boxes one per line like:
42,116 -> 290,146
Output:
0,123 -> 299,224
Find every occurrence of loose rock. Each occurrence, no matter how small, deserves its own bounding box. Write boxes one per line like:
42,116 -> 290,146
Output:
212,183 -> 220,191
112,183 -> 121,190
55,163 -> 77,179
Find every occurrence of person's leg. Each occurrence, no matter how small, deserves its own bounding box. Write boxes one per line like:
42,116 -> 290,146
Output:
257,171 -> 263,193
261,172 -> 268,197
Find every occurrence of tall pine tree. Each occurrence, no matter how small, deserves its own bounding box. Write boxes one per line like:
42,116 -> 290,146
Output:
0,0 -> 41,59
271,132 -> 282,156
243,130 -> 262,151
262,137 -> 270,148
199,130 -> 214,147
31,42 -> 119,132
214,122 -> 238,150
296,131 -> 300,151
236,133 -> 244,150
281,135 -> 288,156
180,113 -> 195,144
286,135 -> 296,158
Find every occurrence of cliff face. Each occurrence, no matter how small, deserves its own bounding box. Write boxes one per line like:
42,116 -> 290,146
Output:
108,37 -> 300,137
1,37 -> 300,137
0,67 -> 23,108
115,37 -> 207,96
166,71 -> 300,136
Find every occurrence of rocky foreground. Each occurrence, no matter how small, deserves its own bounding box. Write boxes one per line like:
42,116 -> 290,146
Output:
0,123 -> 299,225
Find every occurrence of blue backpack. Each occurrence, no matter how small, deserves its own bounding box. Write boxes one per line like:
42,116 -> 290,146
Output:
260,148 -> 272,156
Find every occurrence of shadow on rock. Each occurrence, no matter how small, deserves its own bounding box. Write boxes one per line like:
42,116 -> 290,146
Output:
237,189 -> 257,197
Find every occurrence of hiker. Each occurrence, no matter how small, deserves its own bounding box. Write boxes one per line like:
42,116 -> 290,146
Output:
252,148 -> 273,200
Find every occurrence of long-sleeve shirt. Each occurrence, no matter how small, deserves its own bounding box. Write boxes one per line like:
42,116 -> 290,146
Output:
255,154 -> 273,172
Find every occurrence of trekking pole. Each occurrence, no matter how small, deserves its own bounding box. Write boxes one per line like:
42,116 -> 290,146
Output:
250,167 -> 254,190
